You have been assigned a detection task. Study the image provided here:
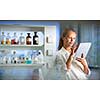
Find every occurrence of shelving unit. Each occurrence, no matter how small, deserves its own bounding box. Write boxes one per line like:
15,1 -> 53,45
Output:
0,21 -> 60,80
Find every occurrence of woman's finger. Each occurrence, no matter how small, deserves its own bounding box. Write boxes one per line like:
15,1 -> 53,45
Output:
81,53 -> 84,58
76,58 -> 82,62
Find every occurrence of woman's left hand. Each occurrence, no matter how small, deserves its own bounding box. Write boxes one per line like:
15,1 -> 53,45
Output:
76,53 -> 89,74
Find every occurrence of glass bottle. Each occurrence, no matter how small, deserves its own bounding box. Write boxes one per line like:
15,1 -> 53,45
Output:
1,32 -> 6,45
19,33 -> 25,45
26,33 -> 32,45
33,32 -> 39,45
25,51 -> 32,64
11,51 -> 18,64
5,54 -> 11,64
32,50 -> 40,63
11,32 -> 19,45
6,33 -> 11,45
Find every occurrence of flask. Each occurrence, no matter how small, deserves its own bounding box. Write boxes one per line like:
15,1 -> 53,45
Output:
19,33 -> 25,45
33,32 -> 39,45
6,33 -> 11,45
1,32 -> 6,45
26,33 -> 32,45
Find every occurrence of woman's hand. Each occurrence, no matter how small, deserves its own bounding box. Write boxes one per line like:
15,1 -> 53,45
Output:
70,44 -> 78,55
66,44 -> 78,70
76,53 -> 89,74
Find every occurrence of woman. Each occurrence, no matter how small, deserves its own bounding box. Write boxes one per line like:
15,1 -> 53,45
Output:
55,28 -> 91,80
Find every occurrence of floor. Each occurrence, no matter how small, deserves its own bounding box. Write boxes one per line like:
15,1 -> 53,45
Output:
0,67 -> 100,80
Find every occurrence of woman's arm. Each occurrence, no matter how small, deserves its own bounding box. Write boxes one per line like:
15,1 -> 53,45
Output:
66,54 -> 73,70
66,45 -> 78,70
76,54 -> 90,75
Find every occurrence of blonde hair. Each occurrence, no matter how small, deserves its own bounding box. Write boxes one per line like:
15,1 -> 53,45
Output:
58,28 -> 77,50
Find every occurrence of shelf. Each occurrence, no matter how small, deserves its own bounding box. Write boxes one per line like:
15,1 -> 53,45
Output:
0,45 -> 44,50
0,63 -> 46,68
0,44 -> 44,47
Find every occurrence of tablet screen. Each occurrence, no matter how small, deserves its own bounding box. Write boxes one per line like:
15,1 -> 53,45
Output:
74,42 -> 91,59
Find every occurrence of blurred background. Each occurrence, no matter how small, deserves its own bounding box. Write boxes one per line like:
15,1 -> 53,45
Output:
0,20 -> 100,80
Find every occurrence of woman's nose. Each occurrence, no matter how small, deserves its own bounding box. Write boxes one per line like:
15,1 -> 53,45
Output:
71,38 -> 73,41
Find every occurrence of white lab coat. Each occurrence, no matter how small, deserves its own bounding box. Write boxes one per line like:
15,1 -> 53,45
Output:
55,47 -> 91,80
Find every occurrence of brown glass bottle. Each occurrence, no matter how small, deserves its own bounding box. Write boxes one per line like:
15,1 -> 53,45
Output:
33,32 -> 39,45
26,33 -> 32,45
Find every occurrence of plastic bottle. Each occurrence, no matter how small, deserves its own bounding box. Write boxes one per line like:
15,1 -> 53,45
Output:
36,50 -> 44,63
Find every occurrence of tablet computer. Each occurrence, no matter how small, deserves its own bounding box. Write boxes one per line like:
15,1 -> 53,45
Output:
74,42 -> 91,59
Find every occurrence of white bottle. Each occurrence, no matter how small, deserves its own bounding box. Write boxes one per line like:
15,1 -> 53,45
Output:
32,50 -> 38,63
36,50 -> 44,63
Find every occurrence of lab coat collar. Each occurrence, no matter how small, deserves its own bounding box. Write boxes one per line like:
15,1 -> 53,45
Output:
61,47 -> 70,55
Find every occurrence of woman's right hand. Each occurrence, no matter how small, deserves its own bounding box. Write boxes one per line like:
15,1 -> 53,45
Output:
66,44 -> 78,70
70,44 -> 78,56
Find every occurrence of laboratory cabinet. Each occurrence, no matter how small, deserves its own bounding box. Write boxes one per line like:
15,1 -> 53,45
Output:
0,21 -> 60,80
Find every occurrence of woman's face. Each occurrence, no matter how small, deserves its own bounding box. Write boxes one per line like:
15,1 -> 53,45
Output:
63,30 -> 77,48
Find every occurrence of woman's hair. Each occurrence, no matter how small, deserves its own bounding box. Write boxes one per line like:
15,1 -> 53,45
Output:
58,28 -> 76,50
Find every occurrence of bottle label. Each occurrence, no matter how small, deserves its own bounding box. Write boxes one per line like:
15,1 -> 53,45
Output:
29,38 -> 32,42
27,38 -> 31,42
26,38 -> 32,45
35,37 -> 39,44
